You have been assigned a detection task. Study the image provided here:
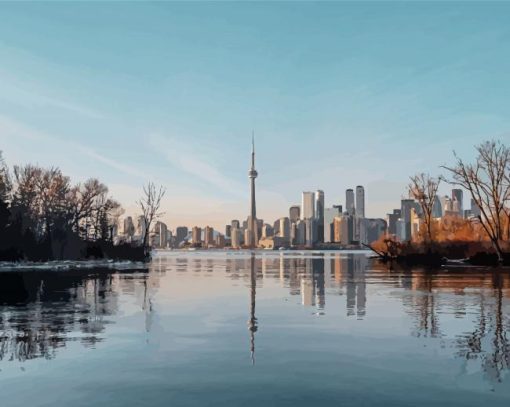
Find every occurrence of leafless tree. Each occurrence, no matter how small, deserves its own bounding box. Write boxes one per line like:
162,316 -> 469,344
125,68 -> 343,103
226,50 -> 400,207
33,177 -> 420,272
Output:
138,182 -> 166,252
442,140 -> 510,262
68,178 -> 108,238
0,151 -> 11,202
408,173 -> 441,243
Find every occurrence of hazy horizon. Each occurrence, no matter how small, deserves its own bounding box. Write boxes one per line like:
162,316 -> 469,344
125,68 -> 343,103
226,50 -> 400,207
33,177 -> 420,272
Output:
1,2 -> 509,230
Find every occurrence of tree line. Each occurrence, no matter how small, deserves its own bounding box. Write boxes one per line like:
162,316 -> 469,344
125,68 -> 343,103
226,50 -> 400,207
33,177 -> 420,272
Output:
375,139 -> 510,265
0,151 -> 164,262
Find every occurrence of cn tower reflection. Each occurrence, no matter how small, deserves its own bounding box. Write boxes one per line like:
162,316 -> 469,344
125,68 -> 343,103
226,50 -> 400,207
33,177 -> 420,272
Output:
247,253 -> 258,365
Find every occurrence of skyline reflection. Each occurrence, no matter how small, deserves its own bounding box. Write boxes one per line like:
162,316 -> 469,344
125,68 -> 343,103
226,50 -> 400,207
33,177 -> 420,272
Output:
0,251 -> 509,388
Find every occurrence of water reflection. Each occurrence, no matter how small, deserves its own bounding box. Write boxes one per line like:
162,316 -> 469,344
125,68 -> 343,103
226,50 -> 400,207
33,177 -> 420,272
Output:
0,252 -> 509,388
0,268 -> 148,362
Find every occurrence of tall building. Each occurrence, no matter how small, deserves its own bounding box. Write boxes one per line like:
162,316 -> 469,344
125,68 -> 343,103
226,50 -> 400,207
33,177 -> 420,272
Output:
471,198 -> 481,218
225,224 -> 232,238
324,205 -> 342,243
289,205 -> 300,223
294,220 -> 306,245
231,219 -> 240,230
301,191 -> 315,220
366,218 -> 387,244
262,223 -> 274,238
231,228 -> 241,249
346,189 -> 355,216
432,195 -> 442,218
175,226 -> 188,246
315,190 -> 325,242
248,135 -> 258,248
304,218 -> 316,247
152,221 -> 168,248
123,216 -> 135,239
204,226 -> 214,247
278,217 -> 291,243
386,209 -> 401,235
191,226 -> 202,245
400,199 -> 415,241
452,189 -> 463,214
355,186 -> 365,218
333,213 -> 353,245
215,234 -> 225,248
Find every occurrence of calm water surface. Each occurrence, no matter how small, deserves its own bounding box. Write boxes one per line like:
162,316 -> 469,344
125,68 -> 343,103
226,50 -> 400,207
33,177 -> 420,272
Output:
1,251 -> 509,406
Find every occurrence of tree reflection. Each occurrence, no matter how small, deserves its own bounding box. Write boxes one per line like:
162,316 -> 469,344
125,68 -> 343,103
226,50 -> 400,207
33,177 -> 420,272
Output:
455,272 -> 510,384
0,268 -> 148,362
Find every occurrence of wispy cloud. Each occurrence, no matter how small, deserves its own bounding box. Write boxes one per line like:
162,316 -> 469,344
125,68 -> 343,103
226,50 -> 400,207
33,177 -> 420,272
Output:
0,74 -> 102,119
148,134 -> 244,196
0,115 -> 145,179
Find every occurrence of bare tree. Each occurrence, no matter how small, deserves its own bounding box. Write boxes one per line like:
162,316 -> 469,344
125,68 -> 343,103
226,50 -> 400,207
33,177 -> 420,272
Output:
0,151 -> 11,203
68,178 -> 108,238
442,140 -> 510,262
408,173 -> 441,243
138,182 -> 166,253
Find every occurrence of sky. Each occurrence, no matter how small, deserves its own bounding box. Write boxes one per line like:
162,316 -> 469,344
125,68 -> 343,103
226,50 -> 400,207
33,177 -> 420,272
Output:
0,2 -> 509,231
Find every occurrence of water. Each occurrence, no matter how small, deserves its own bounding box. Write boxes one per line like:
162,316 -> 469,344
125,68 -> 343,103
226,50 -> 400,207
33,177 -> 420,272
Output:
1,251 -> 509,406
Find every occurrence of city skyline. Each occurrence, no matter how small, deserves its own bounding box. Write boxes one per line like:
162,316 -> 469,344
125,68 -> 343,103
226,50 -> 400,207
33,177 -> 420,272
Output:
1,3 -> 510,230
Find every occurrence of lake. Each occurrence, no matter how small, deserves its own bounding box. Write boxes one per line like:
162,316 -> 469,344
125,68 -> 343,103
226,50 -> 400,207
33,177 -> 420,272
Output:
0,251 -> 509,406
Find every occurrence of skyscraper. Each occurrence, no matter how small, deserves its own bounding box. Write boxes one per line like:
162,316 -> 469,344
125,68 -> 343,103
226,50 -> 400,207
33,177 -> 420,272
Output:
301,192 -> 315,220
452,189 -> 463,214
346,189 -> 355,216
324,205 -> 343,243
315,190 -> 325,242
355,186 -> 365,218
175,226 -> 188,246
289,205 -> 300,223
192,226 -> 202,245
248,135 -> 258,248
204,226 -> 214,247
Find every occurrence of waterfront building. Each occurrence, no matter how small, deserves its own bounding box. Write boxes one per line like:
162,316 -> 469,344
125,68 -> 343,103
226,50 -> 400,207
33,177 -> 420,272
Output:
152,221 -> 168,248
122,216 -> 135,239
333,213 -> 353,245
386,209 -> 401,236
410,208 -> 421,241
289,205 -> 300,223
355,186 -> 365,218
216,234 -> 225,248
231,228 -> 241,249
262,223 -> 274,238
396,219 -> 407,241
400,199 -> 415,241
294,219 -> 306,245
231,219 -> 240,230
278,217 -> 291,243
136,215 -> 146,242
324,206 -> 343,243
315,190 -> 325,242
175,226 -> 188,246
225,224 -> 232,238
204,226 -> 214,247
304,218 -> 318,246
346,189 -> 355,216
366,218 -> 387,244
301,192 -> 315,220
192,226 -> 202,245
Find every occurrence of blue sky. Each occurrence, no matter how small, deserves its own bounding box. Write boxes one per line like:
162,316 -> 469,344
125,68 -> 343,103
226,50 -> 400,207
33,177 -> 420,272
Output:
0,2 -> 509,230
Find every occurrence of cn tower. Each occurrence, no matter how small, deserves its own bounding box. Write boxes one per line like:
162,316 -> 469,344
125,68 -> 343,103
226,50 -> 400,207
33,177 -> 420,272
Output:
248,133 -> 258,248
